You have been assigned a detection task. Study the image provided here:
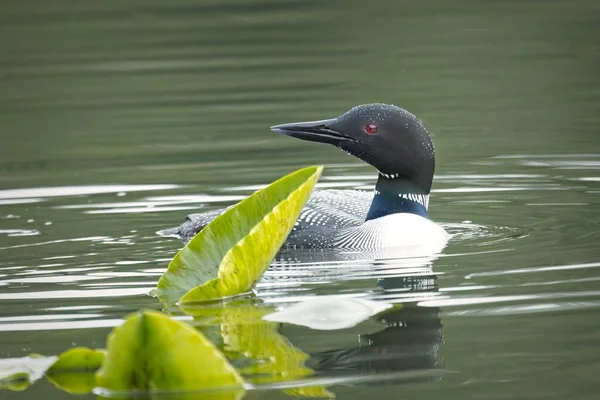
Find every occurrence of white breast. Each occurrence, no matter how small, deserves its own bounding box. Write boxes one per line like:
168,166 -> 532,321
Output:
334,213 -> 450,255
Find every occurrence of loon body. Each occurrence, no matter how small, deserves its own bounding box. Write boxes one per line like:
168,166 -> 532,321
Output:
166,103 -> 449,250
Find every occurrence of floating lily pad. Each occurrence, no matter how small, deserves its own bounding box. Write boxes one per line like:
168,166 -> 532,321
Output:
46,347 -> 106,394
95,310 -> 244,394
0,355 -> 57,391
47,371 -> 98,395
48,347 -> 105,373
154,166 -> 322,305
0,372 -> 30,392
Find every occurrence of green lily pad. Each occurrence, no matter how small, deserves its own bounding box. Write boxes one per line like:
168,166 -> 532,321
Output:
46,347 -> 106,394
48,347 -> 105,373
154,165 -> 323,305
0,355 -> 57,391
0,372 -> 30,392
47,371 -> 97,395
95,310 -> 244,394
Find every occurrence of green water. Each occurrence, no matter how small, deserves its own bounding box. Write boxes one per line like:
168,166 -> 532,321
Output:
1,0 -> 599,398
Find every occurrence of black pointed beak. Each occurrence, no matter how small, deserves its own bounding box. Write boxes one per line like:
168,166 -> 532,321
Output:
270,118 -> 356,146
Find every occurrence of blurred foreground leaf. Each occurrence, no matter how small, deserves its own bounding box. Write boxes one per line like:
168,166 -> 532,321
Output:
0,371 -> 30,392
154,165 -> 322,305
95,310 -> 244,396
46,347 -> 105,394
0,355 -> 57,392
48,347 -> 105,373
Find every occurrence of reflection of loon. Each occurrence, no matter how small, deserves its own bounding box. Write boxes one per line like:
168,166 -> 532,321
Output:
164,104 -> 449,250
307,274 -> 443,383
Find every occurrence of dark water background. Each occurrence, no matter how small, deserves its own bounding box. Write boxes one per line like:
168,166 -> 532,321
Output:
1,0 -> 599,399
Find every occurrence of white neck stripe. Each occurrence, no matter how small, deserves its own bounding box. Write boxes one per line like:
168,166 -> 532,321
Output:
373,190 -> 430,210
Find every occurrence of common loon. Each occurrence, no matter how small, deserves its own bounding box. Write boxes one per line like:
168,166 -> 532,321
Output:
164,103 -> 449,250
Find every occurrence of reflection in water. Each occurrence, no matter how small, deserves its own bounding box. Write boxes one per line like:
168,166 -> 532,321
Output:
180,254 -> 445,394
1,0 -> 599,397
184,300 -> 333,398
309,274 -> 443,385
0,185 -> 181,201
263,297 -> 393,330
0,158 -> 597,398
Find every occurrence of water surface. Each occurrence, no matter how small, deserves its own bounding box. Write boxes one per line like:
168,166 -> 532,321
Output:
1,0 -> 599,399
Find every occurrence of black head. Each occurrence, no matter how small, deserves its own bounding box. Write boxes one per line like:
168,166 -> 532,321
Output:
271,103 -> 435,194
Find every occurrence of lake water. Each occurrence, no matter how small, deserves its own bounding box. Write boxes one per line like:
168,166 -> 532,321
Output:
1,0 -> 599,399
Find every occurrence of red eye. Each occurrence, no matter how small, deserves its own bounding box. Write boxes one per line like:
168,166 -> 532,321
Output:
365,124 -> 378,135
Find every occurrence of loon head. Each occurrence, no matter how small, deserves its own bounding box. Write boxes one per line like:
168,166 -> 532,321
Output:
271,103 -> 435,194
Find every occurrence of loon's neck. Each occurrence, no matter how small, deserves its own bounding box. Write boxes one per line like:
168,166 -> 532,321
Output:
366,174 -> 430,221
